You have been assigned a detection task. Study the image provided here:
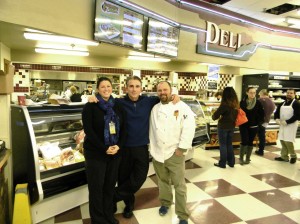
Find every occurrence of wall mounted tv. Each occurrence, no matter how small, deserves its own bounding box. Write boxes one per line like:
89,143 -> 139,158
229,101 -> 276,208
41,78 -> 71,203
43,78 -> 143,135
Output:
94,0 -> 144,50
146,18 -> 180,57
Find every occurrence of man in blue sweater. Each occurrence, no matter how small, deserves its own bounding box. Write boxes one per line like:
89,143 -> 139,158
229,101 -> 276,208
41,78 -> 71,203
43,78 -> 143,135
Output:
114,76 -> 159,218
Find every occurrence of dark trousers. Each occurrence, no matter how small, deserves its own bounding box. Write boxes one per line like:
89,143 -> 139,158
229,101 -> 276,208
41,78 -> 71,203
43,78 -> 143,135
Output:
239,125 -> 258,146
218,128 -> 235,167
85,157 -> 120,224
115,145 -> 149,208
257,125 -> 266,152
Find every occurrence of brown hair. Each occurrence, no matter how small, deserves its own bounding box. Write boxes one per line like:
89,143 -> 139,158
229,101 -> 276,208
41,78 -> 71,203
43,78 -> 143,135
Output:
221,87 -> 239,109
126,76 -> 142,86
97,77 -> 112,88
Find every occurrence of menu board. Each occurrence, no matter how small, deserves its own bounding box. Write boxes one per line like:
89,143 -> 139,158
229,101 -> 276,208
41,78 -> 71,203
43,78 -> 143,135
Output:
94,0 -> 144,50
147,18 -> 180,57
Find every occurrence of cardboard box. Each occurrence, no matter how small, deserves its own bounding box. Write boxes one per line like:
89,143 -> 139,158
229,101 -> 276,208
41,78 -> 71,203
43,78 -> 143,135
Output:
0,65 -> 14,94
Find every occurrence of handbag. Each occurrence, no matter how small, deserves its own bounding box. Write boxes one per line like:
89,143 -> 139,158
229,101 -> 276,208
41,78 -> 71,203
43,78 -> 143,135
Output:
235,108 -> 248,126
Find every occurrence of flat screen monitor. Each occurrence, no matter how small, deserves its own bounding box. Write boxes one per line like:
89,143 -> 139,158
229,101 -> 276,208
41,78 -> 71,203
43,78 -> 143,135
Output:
146,18 -> 179,57
94,0 -> 144,50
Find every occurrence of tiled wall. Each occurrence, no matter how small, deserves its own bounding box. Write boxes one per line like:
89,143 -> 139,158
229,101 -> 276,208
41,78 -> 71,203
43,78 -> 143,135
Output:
12,63 -> 235,96
14,69 -> 30,93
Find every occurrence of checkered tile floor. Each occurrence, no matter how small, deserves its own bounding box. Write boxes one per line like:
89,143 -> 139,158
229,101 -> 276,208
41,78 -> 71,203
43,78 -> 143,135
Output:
38,140 -> 300,224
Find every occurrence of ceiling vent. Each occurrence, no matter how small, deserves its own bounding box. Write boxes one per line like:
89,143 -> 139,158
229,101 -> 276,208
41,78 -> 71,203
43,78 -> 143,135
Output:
265,3 -> 300,15
201,0 -> 231,5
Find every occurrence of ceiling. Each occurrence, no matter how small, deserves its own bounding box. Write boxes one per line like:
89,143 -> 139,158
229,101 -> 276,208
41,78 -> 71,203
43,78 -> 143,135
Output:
0,0 -> 299,61
210,0 -> 300,28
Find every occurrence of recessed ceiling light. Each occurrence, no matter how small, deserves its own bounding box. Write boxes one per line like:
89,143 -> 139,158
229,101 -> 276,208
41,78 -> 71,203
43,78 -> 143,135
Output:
24,32 -> 99,46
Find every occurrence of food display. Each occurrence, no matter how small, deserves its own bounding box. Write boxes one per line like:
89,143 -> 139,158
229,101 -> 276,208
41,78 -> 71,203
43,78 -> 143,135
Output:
37,132 -> 85,171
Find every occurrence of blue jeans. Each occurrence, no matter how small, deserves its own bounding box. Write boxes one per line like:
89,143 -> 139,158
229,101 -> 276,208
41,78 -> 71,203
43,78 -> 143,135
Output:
218,128 -> 235,167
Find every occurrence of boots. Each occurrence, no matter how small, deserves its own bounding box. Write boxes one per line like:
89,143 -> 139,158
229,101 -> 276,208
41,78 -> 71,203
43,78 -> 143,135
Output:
244,146 -> 253,164
239,145 -> 247,165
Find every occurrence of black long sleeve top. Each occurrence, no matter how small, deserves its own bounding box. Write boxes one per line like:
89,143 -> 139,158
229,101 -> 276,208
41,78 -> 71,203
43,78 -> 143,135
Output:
274,98 -> 300,124
240,97 -> 264,127
82,101 -> 126,160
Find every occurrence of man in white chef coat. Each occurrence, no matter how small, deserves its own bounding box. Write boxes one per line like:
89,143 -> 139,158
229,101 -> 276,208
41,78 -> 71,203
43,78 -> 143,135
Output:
274,89 -> 300,164
149,81 -> 195,224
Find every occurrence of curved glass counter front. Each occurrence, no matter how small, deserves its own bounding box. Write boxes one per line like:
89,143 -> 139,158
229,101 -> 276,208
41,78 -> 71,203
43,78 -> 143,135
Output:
11,104 -> 86,203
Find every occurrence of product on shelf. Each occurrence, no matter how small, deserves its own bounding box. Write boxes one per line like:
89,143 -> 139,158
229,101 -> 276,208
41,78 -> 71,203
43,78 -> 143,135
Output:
60,148 -> 75,166
39,142 -> 61,160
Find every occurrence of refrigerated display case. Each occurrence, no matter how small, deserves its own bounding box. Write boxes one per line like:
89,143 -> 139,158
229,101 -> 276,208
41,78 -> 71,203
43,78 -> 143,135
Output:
182,99 -> 210,147
11,104 -> 87,222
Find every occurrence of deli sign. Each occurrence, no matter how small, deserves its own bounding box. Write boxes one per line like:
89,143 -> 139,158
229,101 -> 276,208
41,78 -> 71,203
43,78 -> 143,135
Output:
196,21 -> 256,61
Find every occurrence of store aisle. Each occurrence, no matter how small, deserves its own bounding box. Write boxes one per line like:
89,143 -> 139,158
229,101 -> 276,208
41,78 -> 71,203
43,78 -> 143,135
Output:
38,141 -> 300,224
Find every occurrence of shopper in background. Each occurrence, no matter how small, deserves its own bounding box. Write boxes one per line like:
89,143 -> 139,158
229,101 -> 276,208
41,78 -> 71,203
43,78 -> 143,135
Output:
82,77 -> 126,224
212,87 -> 239,168
239,87 -> 264,165
149,81 -> 195,224
82,84 -> 95,95
70,86 -> 82,102
81,84 -> 95,103
255,89 -> 276,156
274,89 -> 300,164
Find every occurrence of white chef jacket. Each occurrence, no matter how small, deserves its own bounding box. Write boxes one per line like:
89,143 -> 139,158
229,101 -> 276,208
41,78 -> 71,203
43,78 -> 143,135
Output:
149,101 -> 196,163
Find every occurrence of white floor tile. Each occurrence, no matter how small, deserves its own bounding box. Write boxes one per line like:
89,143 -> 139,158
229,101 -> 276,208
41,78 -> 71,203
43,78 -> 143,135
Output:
37,217 -> 55,224
186,183 -> 212,202
141,176 -> 158,189
216,194 -> 280,221
279,186 -> 300,200
79,202 -> 90,219
283,210 -> 300,223
56,221 -> 83,224
223,173 -> 275,193
134,206 -> 192,224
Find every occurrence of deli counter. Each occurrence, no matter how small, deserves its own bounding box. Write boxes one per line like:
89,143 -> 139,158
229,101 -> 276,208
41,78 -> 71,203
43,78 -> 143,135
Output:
11,104 -> 87,222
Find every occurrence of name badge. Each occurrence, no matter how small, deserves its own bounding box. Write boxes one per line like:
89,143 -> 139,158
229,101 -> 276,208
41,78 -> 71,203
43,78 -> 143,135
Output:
109,122 -> 116,134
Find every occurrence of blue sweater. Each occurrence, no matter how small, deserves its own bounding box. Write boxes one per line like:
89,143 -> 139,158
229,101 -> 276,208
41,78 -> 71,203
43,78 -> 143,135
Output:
117,95 -> 159,147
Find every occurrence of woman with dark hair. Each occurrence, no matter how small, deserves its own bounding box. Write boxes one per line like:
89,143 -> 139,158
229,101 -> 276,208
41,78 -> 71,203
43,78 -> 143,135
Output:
212,87 -> 239,168
239,87 -> 264,165
82,77 -> 126,224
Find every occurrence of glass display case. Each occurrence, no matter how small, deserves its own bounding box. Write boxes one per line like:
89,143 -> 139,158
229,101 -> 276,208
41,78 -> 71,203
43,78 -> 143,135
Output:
11,104 -> 86,204
182,99 -> 209,146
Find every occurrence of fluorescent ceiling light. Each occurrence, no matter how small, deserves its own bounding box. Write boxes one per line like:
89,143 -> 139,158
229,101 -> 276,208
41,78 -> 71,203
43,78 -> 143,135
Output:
37,43 -> 88,52
286,17 -> 300,27
199,63 -> 224,66
35,48 -> 89,56
127,56 -> 171,62
24,28 -> 50,34
24,32 -> 99,46
129,51 -> 154,57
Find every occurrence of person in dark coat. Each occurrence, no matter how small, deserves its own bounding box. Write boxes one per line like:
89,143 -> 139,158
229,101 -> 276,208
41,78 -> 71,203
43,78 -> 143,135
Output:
239,87 -> 264,165
82,77 -> 126,224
